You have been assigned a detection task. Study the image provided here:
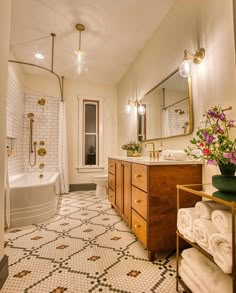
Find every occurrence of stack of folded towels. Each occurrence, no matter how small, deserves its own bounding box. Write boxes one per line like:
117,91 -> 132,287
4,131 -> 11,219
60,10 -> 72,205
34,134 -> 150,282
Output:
161,150 -> 187,160
177,200 -> 233,291
179,247 -> 232,293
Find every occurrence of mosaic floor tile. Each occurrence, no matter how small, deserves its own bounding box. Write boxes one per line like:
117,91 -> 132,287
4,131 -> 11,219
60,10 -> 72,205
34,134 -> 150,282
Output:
3,192 -> 177,293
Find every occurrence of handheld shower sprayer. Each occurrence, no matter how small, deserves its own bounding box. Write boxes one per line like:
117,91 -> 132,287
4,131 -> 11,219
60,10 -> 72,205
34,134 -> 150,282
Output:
27,113 -> 37,166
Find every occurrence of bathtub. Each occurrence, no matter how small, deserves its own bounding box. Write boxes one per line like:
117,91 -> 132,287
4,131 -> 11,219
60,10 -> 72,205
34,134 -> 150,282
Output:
9,172 -> 60,227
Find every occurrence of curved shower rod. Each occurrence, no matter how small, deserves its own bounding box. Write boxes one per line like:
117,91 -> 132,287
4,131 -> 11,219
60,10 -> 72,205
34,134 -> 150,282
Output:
8,33 -> 64,101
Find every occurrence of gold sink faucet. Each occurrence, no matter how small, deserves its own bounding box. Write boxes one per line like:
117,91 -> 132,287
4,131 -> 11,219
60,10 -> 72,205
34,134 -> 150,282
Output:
145,142 -> 158,158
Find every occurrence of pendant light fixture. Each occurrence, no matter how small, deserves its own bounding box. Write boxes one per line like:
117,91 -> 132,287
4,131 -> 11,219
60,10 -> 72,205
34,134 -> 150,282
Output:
74,23 -> 87,74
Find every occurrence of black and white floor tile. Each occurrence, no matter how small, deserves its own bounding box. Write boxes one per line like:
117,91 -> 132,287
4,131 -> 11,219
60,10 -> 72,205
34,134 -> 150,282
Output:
2,191 -> 177,292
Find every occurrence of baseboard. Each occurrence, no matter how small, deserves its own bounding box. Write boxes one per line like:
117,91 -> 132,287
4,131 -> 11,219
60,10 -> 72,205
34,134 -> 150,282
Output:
0,255 -> 8,289
69,183 -> 96,192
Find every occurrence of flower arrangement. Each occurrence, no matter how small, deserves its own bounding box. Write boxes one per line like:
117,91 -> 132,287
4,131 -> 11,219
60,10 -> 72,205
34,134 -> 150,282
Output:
122,141 -> 141,152
185,105 -> 236,170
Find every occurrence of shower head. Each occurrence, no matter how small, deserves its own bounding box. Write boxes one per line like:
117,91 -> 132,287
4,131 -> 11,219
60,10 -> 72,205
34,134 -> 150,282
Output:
27,113 -> 34,119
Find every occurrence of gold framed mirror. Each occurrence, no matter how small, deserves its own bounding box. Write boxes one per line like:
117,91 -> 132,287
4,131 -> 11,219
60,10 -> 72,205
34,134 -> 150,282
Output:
137,69 -> 193,141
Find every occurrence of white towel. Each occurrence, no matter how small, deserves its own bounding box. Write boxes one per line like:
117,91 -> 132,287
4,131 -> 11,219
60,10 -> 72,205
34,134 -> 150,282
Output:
182,248 -> 232,293
162,149 -> 187,160
193,218 -> 217,253
195,200 -> 229,219
209,232 -> 232,274
211,210 -> 232,233
177,208 -> 197,242
179,260 -> 209,293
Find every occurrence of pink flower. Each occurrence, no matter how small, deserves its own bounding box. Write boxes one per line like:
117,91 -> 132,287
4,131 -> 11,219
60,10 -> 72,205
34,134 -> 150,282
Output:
207,159 -> 217,165
223,152 -> 234,159
202,148 -> 211,156
230,158 -> 236,164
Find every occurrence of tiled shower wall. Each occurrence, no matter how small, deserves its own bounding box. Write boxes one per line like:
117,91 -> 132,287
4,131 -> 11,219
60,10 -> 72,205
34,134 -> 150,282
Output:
7,74 -> 24,175
6,74 -> 60,175
23,95 -> 60,173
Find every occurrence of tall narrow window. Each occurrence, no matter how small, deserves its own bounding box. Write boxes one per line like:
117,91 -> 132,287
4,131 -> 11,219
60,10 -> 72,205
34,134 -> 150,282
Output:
78,96 -> 104,173
84,101 -> 98,165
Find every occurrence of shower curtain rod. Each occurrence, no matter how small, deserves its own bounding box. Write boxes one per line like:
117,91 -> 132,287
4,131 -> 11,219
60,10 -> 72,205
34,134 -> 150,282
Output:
8,33 -> 64,101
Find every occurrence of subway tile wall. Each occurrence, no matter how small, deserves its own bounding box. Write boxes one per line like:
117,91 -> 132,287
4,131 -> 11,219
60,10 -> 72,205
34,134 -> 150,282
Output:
23,95 -> 60,173
7,74 -> 24,175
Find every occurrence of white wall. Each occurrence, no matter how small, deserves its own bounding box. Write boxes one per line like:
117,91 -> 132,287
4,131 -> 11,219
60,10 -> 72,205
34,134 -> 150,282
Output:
117,0 -> 236,182
0,0 -> 11,261
24,75 -> 117,184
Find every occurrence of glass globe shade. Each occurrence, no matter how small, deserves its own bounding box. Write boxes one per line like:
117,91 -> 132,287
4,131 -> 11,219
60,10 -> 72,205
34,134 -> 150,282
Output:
137,104 -> 145,115
125,104 -> 132,114
179,59 -> 195,77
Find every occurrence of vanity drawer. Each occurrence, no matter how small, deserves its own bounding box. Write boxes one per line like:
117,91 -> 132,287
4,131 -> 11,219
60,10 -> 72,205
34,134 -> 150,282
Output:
108,173 -> 115,191
108,188 -> 115,205
132,186 -> 147,220
132,209 -> 147,247
108,159 -> 116,174
132,163 -> 148,192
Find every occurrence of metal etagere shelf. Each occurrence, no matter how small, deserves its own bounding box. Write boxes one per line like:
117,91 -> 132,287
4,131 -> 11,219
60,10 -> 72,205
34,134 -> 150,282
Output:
176,183 -> 236,293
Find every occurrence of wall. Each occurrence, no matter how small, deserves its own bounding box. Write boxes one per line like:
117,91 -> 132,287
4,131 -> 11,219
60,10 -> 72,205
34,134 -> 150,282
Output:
0,0 -> 11,265
117,0 -> 236,182
23,95 -> 60,173
24,74 -> 117,184
6,73 -> 25,175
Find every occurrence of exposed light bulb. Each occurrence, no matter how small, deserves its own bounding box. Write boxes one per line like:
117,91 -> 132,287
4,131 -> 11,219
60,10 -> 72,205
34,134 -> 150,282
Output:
125,104 -> 132,114
138,104 -> 146,115
35,53 -> 44,59
179,59 -> 195,77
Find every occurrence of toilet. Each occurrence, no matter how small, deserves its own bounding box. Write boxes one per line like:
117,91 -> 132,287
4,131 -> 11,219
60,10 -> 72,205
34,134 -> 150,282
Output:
91,174 -> 108,197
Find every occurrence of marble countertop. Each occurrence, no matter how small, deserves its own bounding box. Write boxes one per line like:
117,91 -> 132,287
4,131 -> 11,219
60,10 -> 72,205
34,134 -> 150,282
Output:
108,156 -> 203,166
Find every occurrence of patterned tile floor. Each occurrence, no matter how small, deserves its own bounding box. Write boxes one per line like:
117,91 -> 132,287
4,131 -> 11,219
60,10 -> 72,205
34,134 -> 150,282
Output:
2,191 -> 177,293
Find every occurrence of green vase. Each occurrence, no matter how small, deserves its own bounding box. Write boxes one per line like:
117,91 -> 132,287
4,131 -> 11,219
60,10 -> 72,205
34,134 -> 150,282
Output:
127,150 -> 134,157
218,164 -> 235,176
212,175 -> 236,193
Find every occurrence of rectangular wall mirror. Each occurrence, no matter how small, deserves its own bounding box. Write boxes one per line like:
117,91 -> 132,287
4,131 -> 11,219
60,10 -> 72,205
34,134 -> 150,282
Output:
137,69 -> 193,141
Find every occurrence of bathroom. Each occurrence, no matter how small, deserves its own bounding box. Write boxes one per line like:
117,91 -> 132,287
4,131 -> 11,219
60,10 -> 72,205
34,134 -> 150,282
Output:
0,0 -> 236,292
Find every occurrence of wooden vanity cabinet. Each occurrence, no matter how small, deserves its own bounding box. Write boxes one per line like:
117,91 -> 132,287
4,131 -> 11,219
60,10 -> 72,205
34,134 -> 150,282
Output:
108,158 -> 202,260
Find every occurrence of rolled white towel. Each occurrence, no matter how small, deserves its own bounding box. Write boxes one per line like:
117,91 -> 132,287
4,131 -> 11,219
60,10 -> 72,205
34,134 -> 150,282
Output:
177,208 -> 197,242
195,200 -> 229,219
193,218 -> 217,253
182,248 -> 232,293
211,210 -> 232,233
180,260 -> 209,293
209,232 -> 232,274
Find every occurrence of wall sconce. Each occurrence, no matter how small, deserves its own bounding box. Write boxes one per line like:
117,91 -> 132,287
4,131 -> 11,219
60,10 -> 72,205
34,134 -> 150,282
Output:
125,99 -> 146,115
179,48 -> 205,77
74,23 -> 88,75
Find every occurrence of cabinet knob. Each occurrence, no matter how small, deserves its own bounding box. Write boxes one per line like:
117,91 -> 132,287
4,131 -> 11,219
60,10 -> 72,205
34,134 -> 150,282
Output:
134,174 -> 141,179
134,199 -> 141,203
134,224 -> 140,229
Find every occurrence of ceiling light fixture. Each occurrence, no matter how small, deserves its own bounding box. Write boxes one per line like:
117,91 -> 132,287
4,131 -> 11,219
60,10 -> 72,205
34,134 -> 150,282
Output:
74,23 -> 87,75
35,53 -> 45,59
179,48 -> 205,78
125,98 -> 146,115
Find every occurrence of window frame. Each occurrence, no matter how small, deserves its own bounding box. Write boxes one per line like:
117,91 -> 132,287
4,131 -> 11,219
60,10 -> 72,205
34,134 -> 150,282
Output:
77,96 -> 104,173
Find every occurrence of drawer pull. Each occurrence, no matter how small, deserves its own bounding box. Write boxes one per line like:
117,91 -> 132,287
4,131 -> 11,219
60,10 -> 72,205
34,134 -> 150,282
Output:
134,224 -> 140,229
134,174 -> 141,179
134,199 -> 141,203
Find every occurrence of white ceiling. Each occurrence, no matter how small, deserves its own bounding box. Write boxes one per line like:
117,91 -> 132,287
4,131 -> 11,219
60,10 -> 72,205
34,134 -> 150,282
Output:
10,0 -> 175,85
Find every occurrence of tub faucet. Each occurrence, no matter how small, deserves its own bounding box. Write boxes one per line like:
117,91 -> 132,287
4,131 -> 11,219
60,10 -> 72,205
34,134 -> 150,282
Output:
145,142 -> 158,158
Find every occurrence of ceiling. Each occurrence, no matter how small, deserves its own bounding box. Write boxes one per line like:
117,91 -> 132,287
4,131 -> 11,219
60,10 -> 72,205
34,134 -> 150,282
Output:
10,0 -> 175,85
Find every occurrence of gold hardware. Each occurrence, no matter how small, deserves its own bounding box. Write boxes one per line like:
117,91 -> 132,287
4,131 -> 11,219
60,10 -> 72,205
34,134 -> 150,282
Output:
38,97 -> 46,106
134,224 -> 140,229
38,148 -> 47,156
134,200 -> 141,203
134,174 -> 141,179
39,163 -> 45,169
39,141 -> 45,145
39,174 -> 44,179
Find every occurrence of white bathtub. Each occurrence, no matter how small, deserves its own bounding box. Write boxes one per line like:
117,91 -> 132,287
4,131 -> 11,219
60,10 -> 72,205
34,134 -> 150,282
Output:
9,172 -> 60,227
